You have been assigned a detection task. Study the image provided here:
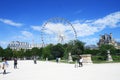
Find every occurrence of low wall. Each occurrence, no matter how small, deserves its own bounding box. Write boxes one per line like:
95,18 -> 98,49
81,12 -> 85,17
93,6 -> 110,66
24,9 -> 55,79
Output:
81,54 -> 93,64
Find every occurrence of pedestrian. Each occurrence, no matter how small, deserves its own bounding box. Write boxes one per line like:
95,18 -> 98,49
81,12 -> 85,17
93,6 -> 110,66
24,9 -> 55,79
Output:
34,57 -> 37,64
56,57 -> 59,63
14,58 -> 18,69
79,55 -> 83,67
74,60 -> 78,68
0,64 -> 1,71
2,58 -> 9,74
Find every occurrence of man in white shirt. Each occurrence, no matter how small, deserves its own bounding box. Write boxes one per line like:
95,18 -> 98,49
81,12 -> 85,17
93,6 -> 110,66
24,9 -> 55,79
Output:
79,55 -> 83,67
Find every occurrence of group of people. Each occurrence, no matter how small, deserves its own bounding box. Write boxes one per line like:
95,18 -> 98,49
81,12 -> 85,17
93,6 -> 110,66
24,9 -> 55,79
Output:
0,56 -> 82,74
0,58 -> 18,74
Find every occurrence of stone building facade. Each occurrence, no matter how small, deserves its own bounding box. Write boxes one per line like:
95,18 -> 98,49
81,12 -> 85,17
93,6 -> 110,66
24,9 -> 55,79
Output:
8,41 -> 43,50
97,33 -> 120,49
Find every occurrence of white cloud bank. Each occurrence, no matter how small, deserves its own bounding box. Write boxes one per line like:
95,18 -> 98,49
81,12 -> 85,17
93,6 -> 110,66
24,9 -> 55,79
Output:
0,18 -> 23,27
73,11 -> 120,37
31,11 -> 120,44
13,31 -> 33,41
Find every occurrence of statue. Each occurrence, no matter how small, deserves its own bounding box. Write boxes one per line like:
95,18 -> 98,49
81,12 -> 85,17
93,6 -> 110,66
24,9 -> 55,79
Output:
68,52 -> 73,62
58,34 -> 65,43
107,50 -> 113,62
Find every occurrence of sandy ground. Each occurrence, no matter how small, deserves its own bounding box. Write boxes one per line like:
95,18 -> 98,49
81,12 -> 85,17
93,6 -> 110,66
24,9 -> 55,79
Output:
0,60 -> 120,80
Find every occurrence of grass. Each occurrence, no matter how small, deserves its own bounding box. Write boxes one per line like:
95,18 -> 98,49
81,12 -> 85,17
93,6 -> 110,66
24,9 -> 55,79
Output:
38,59 -> 120,64
93,60 -> 120,64
44,59 -> 75,64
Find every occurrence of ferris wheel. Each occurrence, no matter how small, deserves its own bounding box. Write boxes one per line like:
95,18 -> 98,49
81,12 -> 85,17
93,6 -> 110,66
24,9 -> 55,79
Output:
41,17 -> 77,47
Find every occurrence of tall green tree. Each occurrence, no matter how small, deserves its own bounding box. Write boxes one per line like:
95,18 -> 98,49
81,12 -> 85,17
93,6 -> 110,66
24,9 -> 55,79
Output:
42,44 -> 53,59
67,40 -> 85,55
4,47 -> 13,59
51,43 -> 64,58
62,43 -> 69,59
24,49 -> 32,58
38,47 -> 43,59
31,47 -> 40,56
0,46 -> 4,58
18,49 -> 25,58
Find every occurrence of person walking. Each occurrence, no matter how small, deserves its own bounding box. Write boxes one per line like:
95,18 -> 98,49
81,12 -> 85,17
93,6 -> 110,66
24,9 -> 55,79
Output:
56,57 -> 59,63
33,57 -> 37,64
14,58 -> 18,69
79,55 -> 83,67
0,63 -> 1,72
2,58 -> 9,74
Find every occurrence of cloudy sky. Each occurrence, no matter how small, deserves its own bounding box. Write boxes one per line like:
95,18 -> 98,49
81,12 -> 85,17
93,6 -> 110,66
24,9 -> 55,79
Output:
0,0 -> 120,48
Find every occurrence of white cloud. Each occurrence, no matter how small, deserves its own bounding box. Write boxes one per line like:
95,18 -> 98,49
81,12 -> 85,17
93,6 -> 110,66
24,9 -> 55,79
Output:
31,25 -> 41,31
31,11 -> 120,44
12,31 -> 33,42
116,38 -> 120,42
72,11 -> 120,37
93,11 -> 120,28
0,41 -> 8,45
81,38 -> 99,45
0,41 -> 9,48
21,31 -> 33,38
0,18 -> 23,27
73,22 -> 99,37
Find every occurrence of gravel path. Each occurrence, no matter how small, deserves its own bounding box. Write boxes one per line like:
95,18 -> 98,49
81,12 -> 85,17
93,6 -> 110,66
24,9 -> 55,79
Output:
0,60 -> 120,80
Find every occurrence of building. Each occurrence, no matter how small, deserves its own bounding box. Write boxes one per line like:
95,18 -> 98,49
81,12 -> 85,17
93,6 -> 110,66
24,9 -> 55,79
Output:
85,45 -> 98,50
29,43 -> 43,49
8,41 -> 45,50
97,33 -> 120,49
8,41 -> 30,50
116,42 -> 120,49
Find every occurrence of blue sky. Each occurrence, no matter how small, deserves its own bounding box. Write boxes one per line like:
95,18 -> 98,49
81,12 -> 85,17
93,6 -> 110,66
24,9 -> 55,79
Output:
0,0 -> 120,48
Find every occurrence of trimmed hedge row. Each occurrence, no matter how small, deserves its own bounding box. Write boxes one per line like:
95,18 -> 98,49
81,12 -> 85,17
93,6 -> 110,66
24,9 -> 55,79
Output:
91,55 -> 120,63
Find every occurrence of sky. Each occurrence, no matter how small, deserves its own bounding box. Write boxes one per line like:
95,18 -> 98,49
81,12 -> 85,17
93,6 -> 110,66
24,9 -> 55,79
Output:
0,0 -> 120,48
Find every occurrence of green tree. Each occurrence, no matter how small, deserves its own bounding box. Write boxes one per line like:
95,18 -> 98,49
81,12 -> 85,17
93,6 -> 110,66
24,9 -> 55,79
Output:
0,46 -> 4,57
31,47 -> 40,56
42,44 -> 53,59
99,44 -> 116,60
67,40 -> 85,55
3,47 -> 13,59
18,49 -> 25,58
84,49 -> 100,55
62,43 -> 69,59
99,44 -> 116,55
51,43 -> 64,58
13,50 -> 19,58
115,49 -> 120,55
23,49 -> 32,59
38,48 -> 43,59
